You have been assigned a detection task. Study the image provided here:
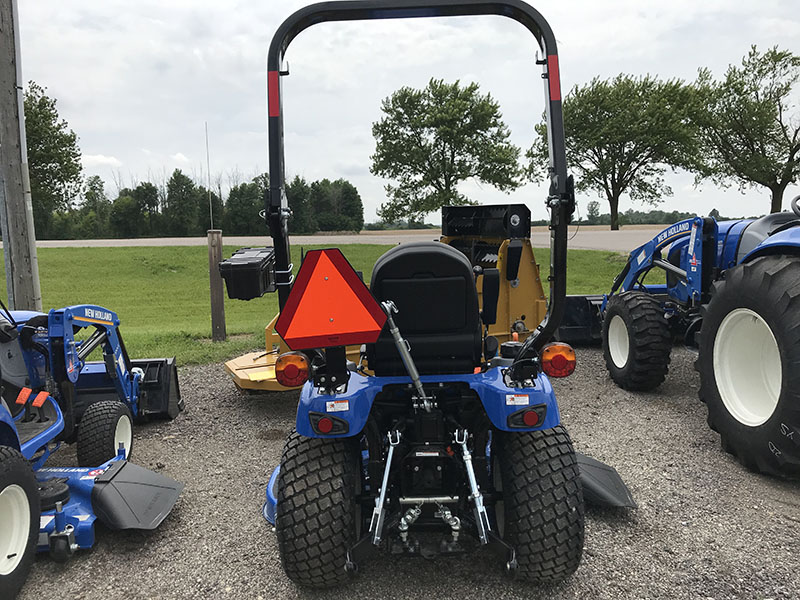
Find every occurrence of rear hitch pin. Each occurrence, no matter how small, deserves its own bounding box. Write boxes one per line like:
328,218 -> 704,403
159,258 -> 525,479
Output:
381,301 -> 432,412
369,430 -> 401,545
455,429 -> 491,544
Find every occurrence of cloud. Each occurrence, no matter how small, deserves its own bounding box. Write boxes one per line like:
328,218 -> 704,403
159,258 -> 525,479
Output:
19,0 -> 800,221
81,154 -> 122,168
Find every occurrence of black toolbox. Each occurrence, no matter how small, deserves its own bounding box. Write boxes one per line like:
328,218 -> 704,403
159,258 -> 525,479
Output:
442,204 -> 531,239
218,247 -> 277,300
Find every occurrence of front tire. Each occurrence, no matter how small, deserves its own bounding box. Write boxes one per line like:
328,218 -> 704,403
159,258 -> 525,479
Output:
602,291 -> 672,391
496,426 -> 584,583
698,255 -> 800,478
276,431 -> 360,588
76,401 -> 133,467
0,446 -> 40,599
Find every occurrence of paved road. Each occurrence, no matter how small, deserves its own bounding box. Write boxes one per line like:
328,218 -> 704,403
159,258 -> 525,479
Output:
29,226 -> 661,253
19,347 -> 799,600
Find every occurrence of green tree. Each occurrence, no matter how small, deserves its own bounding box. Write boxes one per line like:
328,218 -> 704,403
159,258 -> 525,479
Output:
131,182 -> 160,235
78,175 -> 111,237
528,75 -> 698,230
308,178 -> 364,232
285,175 -> 318,234
24,81 -> 82,238
196,186 -> 224,232
586,200 -> 600,224
224,179 -> 264,235
163,169 -> 201,236
371,78 -> 522,223
692,46 -> 800,213
109,195 -> 144,238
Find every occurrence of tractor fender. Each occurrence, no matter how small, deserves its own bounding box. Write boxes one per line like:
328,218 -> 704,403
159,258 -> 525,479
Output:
0,400 -> 20,450
0,420 -> 21,451
741,227 -> 800,263
294,370 -> 561,438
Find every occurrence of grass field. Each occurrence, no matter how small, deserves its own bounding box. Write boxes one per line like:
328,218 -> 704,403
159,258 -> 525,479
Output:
0,244 -> 628,365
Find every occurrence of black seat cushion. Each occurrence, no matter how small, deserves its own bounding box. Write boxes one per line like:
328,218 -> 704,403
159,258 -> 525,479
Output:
367,242 -> 482,376
737,212 -> 800,263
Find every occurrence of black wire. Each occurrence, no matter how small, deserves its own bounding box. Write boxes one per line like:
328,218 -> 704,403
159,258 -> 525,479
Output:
0,297 -> 17,327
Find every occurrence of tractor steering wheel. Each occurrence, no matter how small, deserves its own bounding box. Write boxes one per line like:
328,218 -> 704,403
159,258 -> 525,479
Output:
792,194 -> 800,217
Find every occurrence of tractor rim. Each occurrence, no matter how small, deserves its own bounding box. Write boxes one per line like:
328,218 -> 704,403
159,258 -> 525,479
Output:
115,414 -> 133,458
608,315 -> 629,369
713,308 -> 781,427
0,484 -> 30,576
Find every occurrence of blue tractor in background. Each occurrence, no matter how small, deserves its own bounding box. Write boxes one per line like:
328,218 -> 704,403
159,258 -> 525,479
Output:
600,194 -> 800,478
0,304 -> 183,598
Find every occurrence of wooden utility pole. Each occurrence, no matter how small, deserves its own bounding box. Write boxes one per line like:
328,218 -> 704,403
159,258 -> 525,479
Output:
207,230 -> 226,341
0,0 -> 42,311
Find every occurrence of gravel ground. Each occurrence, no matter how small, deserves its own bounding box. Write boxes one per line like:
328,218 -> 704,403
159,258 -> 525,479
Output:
19,347 -> 799,599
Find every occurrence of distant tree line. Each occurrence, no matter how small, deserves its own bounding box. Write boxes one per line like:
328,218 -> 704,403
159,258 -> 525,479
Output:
22,83 -> 364,240
373,47 -> 799,230
23,42 -> 800,236
41,170 -> 364,240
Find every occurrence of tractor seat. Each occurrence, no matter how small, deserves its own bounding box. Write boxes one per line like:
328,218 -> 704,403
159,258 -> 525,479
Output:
737,212 -> 800,262
367,242 -> 482,377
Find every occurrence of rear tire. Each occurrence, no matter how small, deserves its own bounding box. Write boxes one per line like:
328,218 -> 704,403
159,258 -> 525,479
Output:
0,446 -> 39,599
496,426 -> 584,583
276,430 -> 359,588
698,255 -> 800,478
76,401 -> 133,467
602,291 -> 672,390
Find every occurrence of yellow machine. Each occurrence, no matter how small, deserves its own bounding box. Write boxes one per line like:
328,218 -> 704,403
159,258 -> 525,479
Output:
224,205 -> 547,391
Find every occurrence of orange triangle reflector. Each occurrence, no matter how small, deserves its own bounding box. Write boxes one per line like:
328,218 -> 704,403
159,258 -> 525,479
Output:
275,248 -> 387,350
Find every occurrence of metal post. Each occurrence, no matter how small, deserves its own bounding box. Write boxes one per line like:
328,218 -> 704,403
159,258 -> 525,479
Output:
0,0 -> 42,310
207,229 -> 226,341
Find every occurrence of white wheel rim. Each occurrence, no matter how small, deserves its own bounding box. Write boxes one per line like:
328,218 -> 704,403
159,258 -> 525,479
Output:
608,315 -> 630,369
0,484 -> 31,576
114,415 -> 133,459
713,308 -> 782,427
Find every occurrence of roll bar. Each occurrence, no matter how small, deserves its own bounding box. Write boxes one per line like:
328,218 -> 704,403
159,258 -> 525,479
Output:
266,0 -> 575,358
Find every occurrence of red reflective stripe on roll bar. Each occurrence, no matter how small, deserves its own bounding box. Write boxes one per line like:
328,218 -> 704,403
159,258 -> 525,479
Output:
268,70 -> 280,117
547,55 -> 560,101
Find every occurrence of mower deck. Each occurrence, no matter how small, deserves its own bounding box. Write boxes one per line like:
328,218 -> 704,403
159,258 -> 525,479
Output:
36,455 -> 183,557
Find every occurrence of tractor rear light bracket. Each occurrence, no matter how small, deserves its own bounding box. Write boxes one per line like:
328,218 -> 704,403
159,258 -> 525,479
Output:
275,263 -> 294,287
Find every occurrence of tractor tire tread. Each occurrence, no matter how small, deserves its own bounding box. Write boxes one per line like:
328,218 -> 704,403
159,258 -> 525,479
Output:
76,401 -> 132,467
497,426 -> 584,583
276,430 -> 358,588
603,292 -> 672,391
698,255 -> 800,478
0,446 -> 40,599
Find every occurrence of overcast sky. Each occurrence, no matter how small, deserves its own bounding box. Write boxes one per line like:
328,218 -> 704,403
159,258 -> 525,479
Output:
18,1 -> 800,223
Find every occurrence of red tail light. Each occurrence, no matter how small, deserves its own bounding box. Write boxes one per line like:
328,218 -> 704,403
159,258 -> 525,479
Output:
541,343 -> 576,378
275,352 -> 310,387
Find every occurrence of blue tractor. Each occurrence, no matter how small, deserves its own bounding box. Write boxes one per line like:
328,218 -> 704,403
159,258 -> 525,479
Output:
0,305 -> 183,598
220,0 -> 635,588
599,194 -> 800,478
0,304 -> 182,467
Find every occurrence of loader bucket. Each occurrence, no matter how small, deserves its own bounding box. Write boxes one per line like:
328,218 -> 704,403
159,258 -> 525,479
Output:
74,357 -> 183,420
132,358 -> 183,419
554,295 -> 604,345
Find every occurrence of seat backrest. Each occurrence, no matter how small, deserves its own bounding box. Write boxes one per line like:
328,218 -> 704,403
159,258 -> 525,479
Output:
367,242 -> 482,376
